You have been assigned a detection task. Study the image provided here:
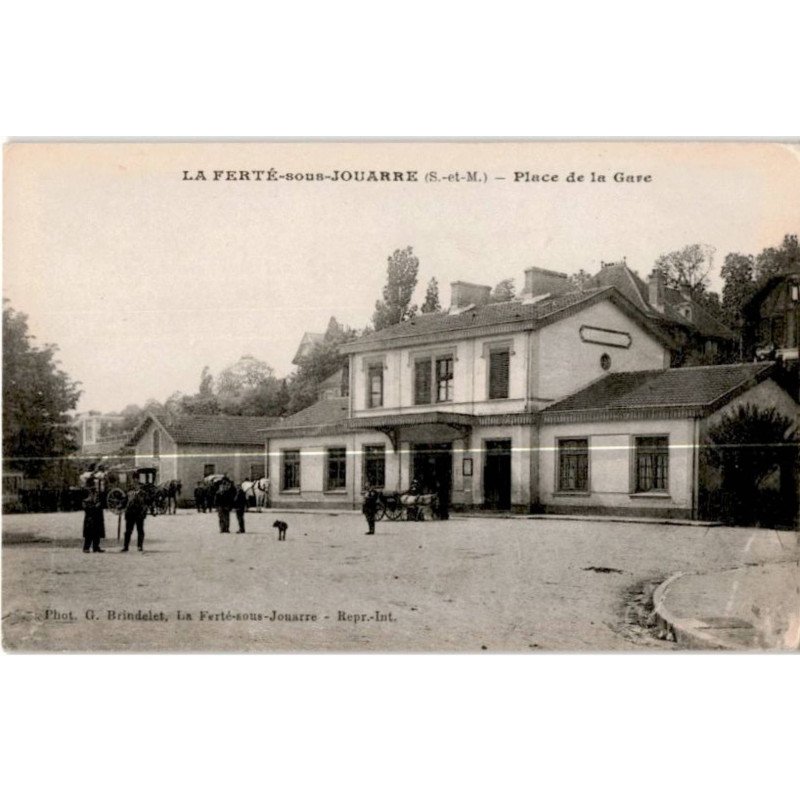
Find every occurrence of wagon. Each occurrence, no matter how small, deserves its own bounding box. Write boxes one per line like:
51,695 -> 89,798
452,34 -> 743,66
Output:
375,489 -> 439,521
105,467 -> 168,516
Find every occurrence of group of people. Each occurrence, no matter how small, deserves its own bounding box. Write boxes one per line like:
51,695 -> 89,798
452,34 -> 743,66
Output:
207,476 -> 248,534
80,471 -> 148,553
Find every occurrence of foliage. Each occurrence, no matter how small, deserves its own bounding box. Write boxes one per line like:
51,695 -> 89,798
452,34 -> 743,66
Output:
286,324 -> 357,414
421,277 -> 441,313
2,299 -> 82,480
705,403 -> 798,526
719,234 -> 799,332
489,278 -> 516,303
372,246 -> 419,330
720,252 -> 755,328
753,233 -> 799,284
568,269 -> 594,291
653,243 -> 714,299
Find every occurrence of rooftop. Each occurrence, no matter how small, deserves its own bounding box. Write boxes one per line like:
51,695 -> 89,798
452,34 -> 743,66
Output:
342,287 -> 674,353
130,414 -> 279,447
541,362 -> 775,420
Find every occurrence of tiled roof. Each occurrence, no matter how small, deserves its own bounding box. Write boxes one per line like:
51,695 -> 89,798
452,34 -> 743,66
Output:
264,398 -> 350,433
589,263 -> 734,340
542,362 -> 775,420
147,414 -> 279,445
342,288 -> 674,352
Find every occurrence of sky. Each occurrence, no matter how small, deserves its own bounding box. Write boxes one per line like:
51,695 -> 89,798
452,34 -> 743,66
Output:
4,141 -> 800,413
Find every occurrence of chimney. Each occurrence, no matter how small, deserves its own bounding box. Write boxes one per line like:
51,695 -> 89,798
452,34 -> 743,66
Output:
648,270 -> 665,312
522,267 -> 572,298
450,281 -> 491,310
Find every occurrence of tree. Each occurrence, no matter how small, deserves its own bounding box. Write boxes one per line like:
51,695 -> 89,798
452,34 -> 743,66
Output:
653,244 -> 714,299
568,269 -> 594,291
421,278 -> 441,313
754,234 -> 799,284
705,403 -> 798,526
286,326 -> 358,414
372,246 -> 419,330
180,366 -> 221,415
3,299 -> 81,481
720,252 -> 755,329
489,278 -> 516,303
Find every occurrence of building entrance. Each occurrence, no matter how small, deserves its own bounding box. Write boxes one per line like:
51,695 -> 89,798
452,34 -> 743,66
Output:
483,439 -> 512,510
411,443 -> 453,496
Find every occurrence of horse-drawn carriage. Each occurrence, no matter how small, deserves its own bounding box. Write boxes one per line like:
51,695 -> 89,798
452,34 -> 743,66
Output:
372,483 -> 440,522
105,467 -> 170,516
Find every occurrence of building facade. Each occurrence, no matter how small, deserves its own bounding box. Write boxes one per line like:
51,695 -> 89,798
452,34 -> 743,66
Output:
264,268 -> 797,519
128,414 -> 274,493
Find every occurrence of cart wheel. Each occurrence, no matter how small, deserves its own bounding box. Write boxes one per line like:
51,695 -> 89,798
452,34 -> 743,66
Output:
385,496 -> 405,521
106,487 -> 126,514
374,502 -> 386,522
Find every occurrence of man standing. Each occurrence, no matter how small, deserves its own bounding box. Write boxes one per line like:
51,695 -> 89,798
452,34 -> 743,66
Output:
122,482 -> 148,552
362,487 -> 379,535
233,484 -> 247,534
81,478 -> 105,553
215,476 -> 236,533
194,481 -> 206,513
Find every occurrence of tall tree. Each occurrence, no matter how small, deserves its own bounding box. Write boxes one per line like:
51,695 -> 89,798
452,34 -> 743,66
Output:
720,252 -> 756,329
372,246 -> 419,330
3,299 -> 82,481
421,278 -> 441,313
653,243 -> 714,298
489,278 -> 516,303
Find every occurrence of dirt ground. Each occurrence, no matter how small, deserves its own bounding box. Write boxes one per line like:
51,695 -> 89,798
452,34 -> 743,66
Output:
2,509 -> 796,652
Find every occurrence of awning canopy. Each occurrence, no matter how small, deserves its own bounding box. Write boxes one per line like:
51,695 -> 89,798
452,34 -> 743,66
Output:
346,411 -> 475,450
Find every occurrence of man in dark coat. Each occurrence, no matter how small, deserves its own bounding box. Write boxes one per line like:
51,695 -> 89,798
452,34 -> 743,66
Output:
215,476 -> 236,533
194,482 -> 206,513
362,487 -> 379,535
233,485 -> 247,534
81,481 -> 105,552
122,483 -> 148,552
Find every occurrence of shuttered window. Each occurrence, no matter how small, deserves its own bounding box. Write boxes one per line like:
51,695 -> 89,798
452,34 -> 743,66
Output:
558,439 -> 589,492
488,349 -> 510,399
634,437 -> 668,493
414,359 -> 432,405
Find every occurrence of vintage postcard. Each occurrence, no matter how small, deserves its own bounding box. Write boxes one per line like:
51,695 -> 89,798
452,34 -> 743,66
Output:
3,140 -> 799,652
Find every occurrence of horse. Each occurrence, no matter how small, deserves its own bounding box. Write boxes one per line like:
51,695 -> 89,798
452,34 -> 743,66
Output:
157,479 -> 182,515
241,477 -> 270,510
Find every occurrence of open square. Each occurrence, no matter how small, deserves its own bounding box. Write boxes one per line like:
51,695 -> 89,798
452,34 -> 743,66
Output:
3,509 -> 795,652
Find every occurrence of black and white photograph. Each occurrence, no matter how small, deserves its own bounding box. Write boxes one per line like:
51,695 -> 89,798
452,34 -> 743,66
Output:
3,140 -> 799,653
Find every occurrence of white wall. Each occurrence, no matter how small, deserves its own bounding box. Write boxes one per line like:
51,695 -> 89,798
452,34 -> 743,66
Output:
535,301 -> 670,404
539,417 -> 696,516
352,332 -> 531,417
351,299 -> 669,417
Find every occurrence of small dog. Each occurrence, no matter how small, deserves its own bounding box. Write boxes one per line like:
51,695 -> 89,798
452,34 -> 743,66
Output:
272,520 -> 288,541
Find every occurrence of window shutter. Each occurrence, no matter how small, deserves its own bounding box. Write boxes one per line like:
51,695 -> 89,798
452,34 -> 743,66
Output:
489,350 -> 510,399
414,359 -> 431,404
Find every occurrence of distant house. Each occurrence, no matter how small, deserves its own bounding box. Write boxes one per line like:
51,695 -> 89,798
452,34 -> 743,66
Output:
742,269 -> 800,364
585,261 -> 735,364
292,332 -> 325,366
127,413 -> 277,488
71,411 -> 132,459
